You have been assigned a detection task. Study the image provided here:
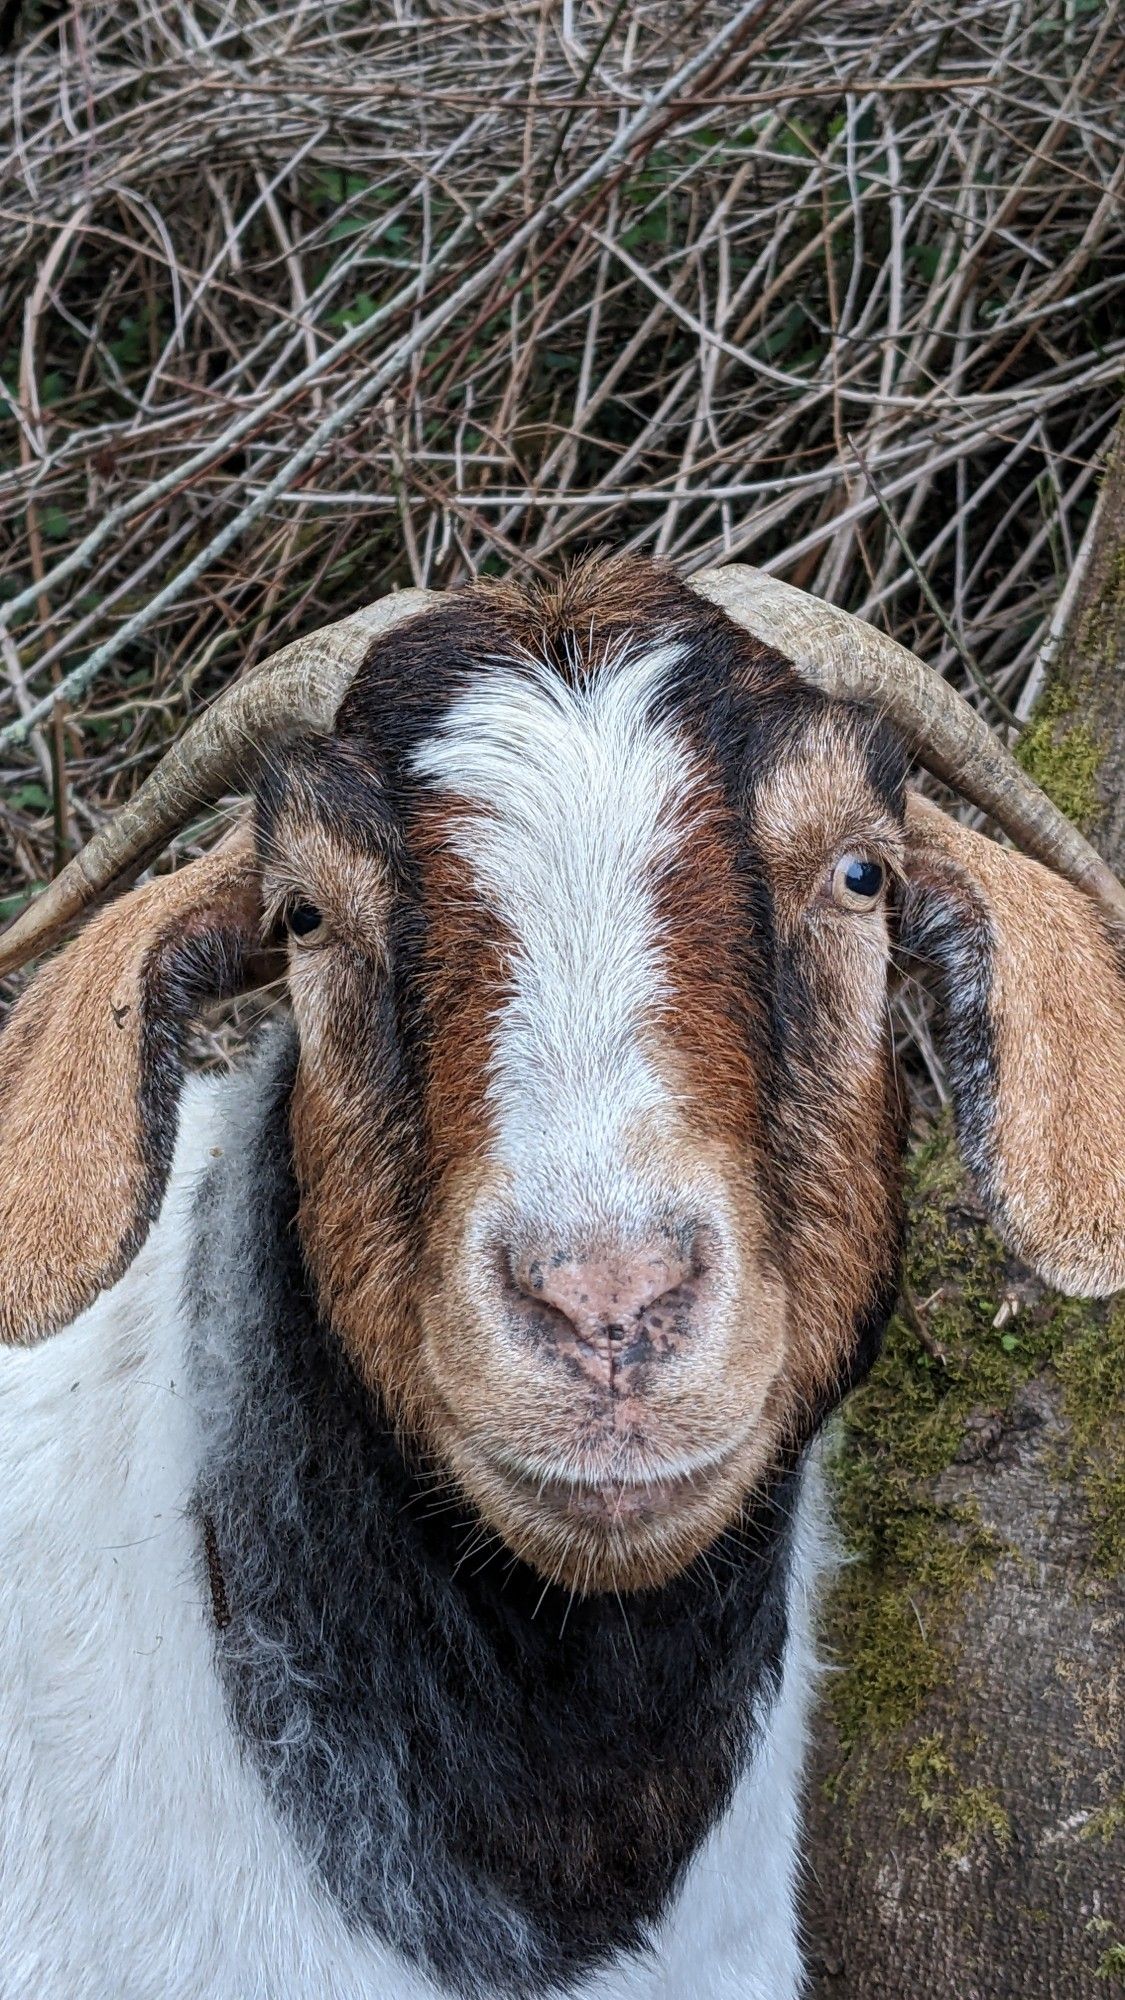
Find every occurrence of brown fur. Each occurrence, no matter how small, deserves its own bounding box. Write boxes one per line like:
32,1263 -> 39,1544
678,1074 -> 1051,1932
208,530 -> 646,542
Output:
287,804 -> 511,1414
751,713 -> 906,1422
0,835 -> 262,1343
906,792 -> 1125,1294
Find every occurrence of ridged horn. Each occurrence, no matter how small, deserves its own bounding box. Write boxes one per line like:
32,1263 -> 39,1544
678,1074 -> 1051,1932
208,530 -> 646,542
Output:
691,563 -> 1125,926
0,589 -> 439,978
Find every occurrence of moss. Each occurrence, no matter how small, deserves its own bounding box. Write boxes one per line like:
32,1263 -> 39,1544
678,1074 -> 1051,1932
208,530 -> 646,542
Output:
1045,1298 -> 1125,1576
1083,1796 -> 1125,1845
824,1123 -> 1015,1750
945,1785 -> 1011,1854
904,1733 -> 958,1812
903,1734 -> 1012,1857
823,1121 -> 1125,1759
1018,512 -> 1125,832
1095,1942 -> 1125,1985
1077,540 -> 1125,673
1016,677 -> 1104,832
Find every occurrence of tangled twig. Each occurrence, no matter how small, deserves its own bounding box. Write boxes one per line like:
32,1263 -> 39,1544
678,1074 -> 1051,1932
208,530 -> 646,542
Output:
1,0 -> 1122,972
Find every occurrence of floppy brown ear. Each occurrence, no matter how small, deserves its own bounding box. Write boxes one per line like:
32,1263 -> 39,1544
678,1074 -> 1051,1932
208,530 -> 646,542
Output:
0,834 -> 265,1344
900,792 -> 1125,1297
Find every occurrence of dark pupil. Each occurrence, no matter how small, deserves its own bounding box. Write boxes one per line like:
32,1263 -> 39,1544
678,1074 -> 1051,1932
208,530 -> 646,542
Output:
287,900 -> 322,937
844,858 -> 883,899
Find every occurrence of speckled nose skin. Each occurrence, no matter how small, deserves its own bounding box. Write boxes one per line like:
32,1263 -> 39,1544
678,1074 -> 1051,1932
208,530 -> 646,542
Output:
506,1233 -> 709,1391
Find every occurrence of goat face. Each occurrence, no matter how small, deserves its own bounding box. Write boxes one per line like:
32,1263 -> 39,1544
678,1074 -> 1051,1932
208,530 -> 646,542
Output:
258,561 -> 907,1592
5,555 -> 1124,1588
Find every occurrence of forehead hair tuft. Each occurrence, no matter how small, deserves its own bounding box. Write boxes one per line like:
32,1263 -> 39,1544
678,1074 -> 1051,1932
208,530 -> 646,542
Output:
330,555 -> 796,781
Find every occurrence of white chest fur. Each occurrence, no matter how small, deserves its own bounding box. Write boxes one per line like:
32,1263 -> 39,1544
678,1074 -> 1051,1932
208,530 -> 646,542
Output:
0,1079 -> 813,2000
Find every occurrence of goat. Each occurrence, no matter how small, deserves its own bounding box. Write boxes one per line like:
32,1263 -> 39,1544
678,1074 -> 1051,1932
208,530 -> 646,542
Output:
1,557 -> 1123,2000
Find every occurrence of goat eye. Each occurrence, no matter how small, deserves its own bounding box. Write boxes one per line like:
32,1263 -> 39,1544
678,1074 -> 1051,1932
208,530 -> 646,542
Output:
285,900 -> 325,941
831,854 -> 885,910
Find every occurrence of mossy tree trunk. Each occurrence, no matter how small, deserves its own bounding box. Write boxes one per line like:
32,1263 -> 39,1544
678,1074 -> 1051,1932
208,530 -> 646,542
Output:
803,424 -> 1125,1999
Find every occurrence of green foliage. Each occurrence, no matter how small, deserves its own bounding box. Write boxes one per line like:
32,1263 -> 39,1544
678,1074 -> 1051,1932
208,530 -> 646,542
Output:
36,504 -> 71,541
7,783 -> 50,811
1095,1942 -> 1125,1985
326,292 -> 379,331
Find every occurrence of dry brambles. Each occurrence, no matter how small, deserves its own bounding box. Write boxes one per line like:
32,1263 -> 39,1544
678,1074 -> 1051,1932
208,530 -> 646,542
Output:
0,0 -> 1123,1092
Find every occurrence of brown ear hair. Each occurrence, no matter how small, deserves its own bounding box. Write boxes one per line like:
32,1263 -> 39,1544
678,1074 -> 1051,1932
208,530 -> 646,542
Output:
0,834 -> 265,1344
901,792 -> 1125,1297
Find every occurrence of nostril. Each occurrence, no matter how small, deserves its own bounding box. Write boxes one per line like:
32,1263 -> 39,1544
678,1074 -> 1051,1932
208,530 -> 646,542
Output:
642,1282 -> 691,1332
495,1243 -> 581,1344
681,1222 -> 714,1286
494,1242 -> 524,1301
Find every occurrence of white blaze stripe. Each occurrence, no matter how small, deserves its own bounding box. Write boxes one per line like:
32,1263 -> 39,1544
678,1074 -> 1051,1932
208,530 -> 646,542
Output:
413,641 -> 695,1235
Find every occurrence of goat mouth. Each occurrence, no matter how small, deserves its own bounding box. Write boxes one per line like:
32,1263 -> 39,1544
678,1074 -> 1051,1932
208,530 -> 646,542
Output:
436,1412 -> 761,1587
441,1434 -> 757,1592
540,1471 -> 705,1524
490,1446 -> 741,1528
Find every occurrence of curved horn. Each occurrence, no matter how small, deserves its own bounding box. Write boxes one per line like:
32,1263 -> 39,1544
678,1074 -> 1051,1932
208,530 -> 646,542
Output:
0,589 -> 439,978
691,563 -> 1125,926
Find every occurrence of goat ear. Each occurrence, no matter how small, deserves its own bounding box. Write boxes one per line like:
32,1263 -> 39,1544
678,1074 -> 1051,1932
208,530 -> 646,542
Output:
0,833 -> 266,1344
900,792 -> 1125,1297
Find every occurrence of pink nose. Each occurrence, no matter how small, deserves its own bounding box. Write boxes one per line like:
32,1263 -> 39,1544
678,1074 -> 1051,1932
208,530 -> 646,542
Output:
503,1232 -> 708,1392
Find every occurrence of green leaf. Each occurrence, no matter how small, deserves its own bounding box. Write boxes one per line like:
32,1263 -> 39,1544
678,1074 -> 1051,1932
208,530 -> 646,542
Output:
777,118 -> 817,159
9,783 -> 51,810
908,241 -> 942,282
108,314 -> 147,368
326,291 -> 379,330
620,213 -> 669,250
38,505 -> 72,541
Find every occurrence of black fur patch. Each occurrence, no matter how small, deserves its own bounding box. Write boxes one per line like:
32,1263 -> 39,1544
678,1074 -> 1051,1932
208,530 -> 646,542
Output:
188,1033 -> 800,2000
125,920 -> 255,1276
897,860 -> 1000,1206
